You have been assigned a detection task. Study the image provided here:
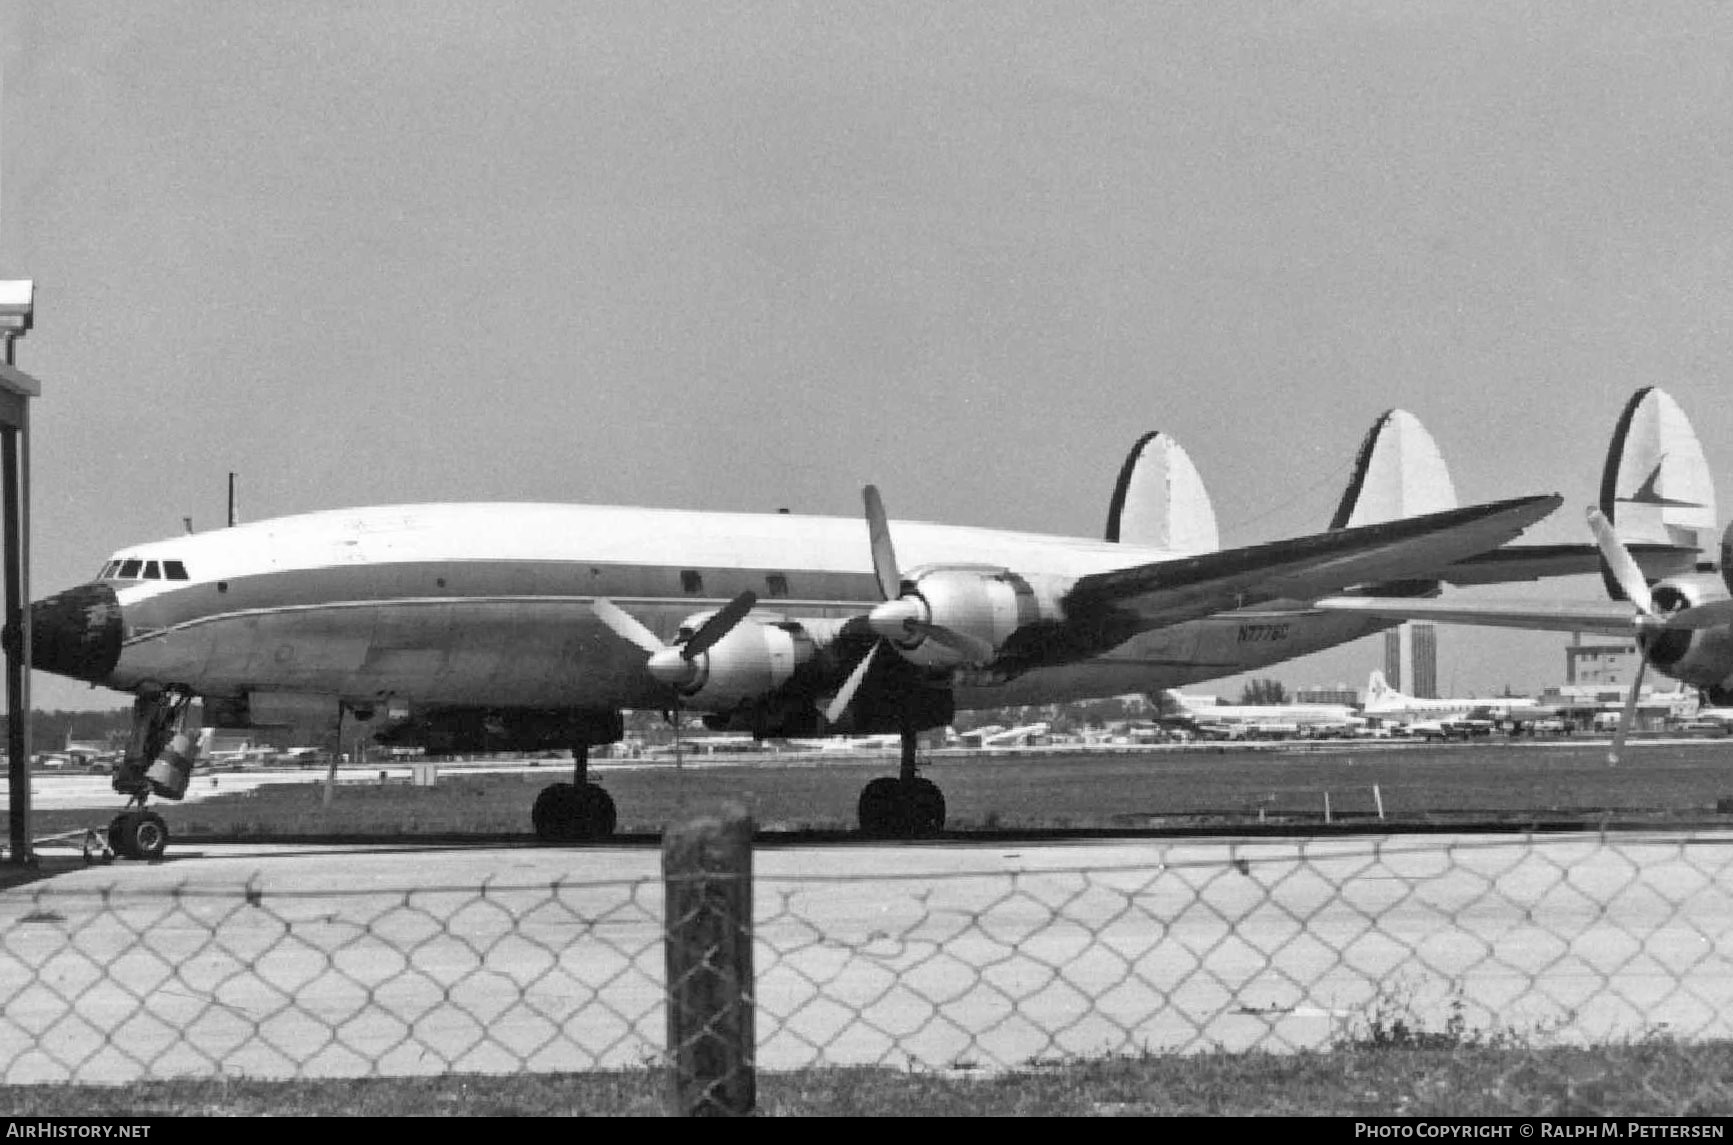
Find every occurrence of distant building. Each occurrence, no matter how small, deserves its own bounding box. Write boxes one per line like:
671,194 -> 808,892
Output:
1383,622 -> 1439,698
1296,685 -> 1358,706
1413,623 -> 1437,699
1566,635 -> 1642,687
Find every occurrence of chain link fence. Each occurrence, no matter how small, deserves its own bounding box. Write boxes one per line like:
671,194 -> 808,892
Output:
5,831 -> 1733,1087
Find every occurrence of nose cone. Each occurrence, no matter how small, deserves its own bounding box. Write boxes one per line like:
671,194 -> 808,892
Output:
5,583 -> 124,685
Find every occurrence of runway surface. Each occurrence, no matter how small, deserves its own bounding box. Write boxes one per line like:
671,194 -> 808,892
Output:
6,828 -> 1733,1083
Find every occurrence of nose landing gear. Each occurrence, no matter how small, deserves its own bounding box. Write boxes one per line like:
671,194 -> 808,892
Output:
107,808 -> 169,862
103,688 -> 195,861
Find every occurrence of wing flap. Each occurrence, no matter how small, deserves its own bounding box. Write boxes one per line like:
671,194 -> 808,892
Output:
1435,541 -> 1701,586
1063,494 -> 1561,631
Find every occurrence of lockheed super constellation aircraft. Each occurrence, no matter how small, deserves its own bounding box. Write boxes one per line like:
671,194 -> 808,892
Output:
20,408 -> 1656,860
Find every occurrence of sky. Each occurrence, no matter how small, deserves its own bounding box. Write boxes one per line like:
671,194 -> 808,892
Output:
2,1 -> 1730,711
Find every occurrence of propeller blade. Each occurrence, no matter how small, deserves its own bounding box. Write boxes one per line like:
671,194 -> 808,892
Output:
824,642 -> 881,726
1608,656 -> 1648,766
1587,507 -> 1656,617
864,485 -> 901,601
908,621 -> 997,664
682,590 -> 759,659
1663,599 -> 1733,630
591,597 -> 664,654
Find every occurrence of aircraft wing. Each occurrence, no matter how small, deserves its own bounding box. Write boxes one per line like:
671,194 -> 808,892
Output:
1310,593 -> 1637,637
1432,541 -> 1701,587
1059,494 -> 1561,635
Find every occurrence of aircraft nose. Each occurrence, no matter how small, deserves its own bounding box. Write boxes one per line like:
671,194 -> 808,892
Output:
2,582 -> 124,684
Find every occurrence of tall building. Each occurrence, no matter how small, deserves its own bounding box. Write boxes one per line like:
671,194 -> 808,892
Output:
1412,622 -> 1438,699
1383,622 -> 1439,698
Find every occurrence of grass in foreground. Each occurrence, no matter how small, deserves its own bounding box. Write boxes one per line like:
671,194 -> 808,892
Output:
28,740 -> 1733,843
3,1040 -> 1732,1117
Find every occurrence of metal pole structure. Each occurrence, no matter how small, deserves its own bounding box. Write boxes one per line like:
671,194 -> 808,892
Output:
1,316 -> 34,866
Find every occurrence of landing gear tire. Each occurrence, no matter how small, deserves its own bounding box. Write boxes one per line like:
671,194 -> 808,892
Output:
109,810 -> 169,861
857,776 -> 946,838
532,782 -> 618,843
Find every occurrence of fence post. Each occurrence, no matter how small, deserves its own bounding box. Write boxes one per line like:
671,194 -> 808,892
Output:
663,801 -> 755,1117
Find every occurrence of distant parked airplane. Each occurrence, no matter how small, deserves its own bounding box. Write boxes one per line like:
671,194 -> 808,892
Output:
1360,670 -> 1539,731
1156,691 -> 1363,737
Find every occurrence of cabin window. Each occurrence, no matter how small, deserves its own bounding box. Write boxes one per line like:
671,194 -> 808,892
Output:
680,570 -> 704,594
765,573 -> 790,598
117,559 -> 143,579
163,560 -> 189,581
143,561 -> 161,580
97,561 -> 118,579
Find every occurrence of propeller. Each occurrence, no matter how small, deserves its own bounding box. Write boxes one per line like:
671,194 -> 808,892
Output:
1583,507 -> 1733,764
861,489 -> 996,659
823,487 -> 997,726
592,591 -> 758,689
592,590 -> 758,779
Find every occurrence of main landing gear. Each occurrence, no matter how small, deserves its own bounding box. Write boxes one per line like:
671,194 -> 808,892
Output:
856,724 -> 946,838
532,742 -> 619,843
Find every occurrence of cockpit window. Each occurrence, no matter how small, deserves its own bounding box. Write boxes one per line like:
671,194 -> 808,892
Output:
102,556 -> 190,581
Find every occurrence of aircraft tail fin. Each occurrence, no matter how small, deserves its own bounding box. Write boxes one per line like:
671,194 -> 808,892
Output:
1599,387 -> 1718,597
1105,431 -> 1220,552
1329,410 -> 1458,530
1154,689 -> 1198,716
1365,669 -> 1405,707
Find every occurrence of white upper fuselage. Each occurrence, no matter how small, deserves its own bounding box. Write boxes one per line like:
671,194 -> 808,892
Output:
82,501 -> 1394,712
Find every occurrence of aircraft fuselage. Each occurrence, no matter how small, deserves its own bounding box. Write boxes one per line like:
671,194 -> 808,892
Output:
33,501 -> 1395,715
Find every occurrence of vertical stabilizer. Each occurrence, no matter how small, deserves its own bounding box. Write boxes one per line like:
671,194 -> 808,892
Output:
1154,689 -> 1190,717
1329,410 -> 1458,529
1104,431 -> 1220,552
1599,387 -> 1717,559
1364,669 -> 1405,709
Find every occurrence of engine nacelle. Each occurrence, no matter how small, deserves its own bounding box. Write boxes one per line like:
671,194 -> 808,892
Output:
1640,571 -> 1733,694
675,618 -> 819,710
887,565 -> 1055,669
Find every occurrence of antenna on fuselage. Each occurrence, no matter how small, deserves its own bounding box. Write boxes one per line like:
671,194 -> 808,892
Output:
227,472 -> 238,527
